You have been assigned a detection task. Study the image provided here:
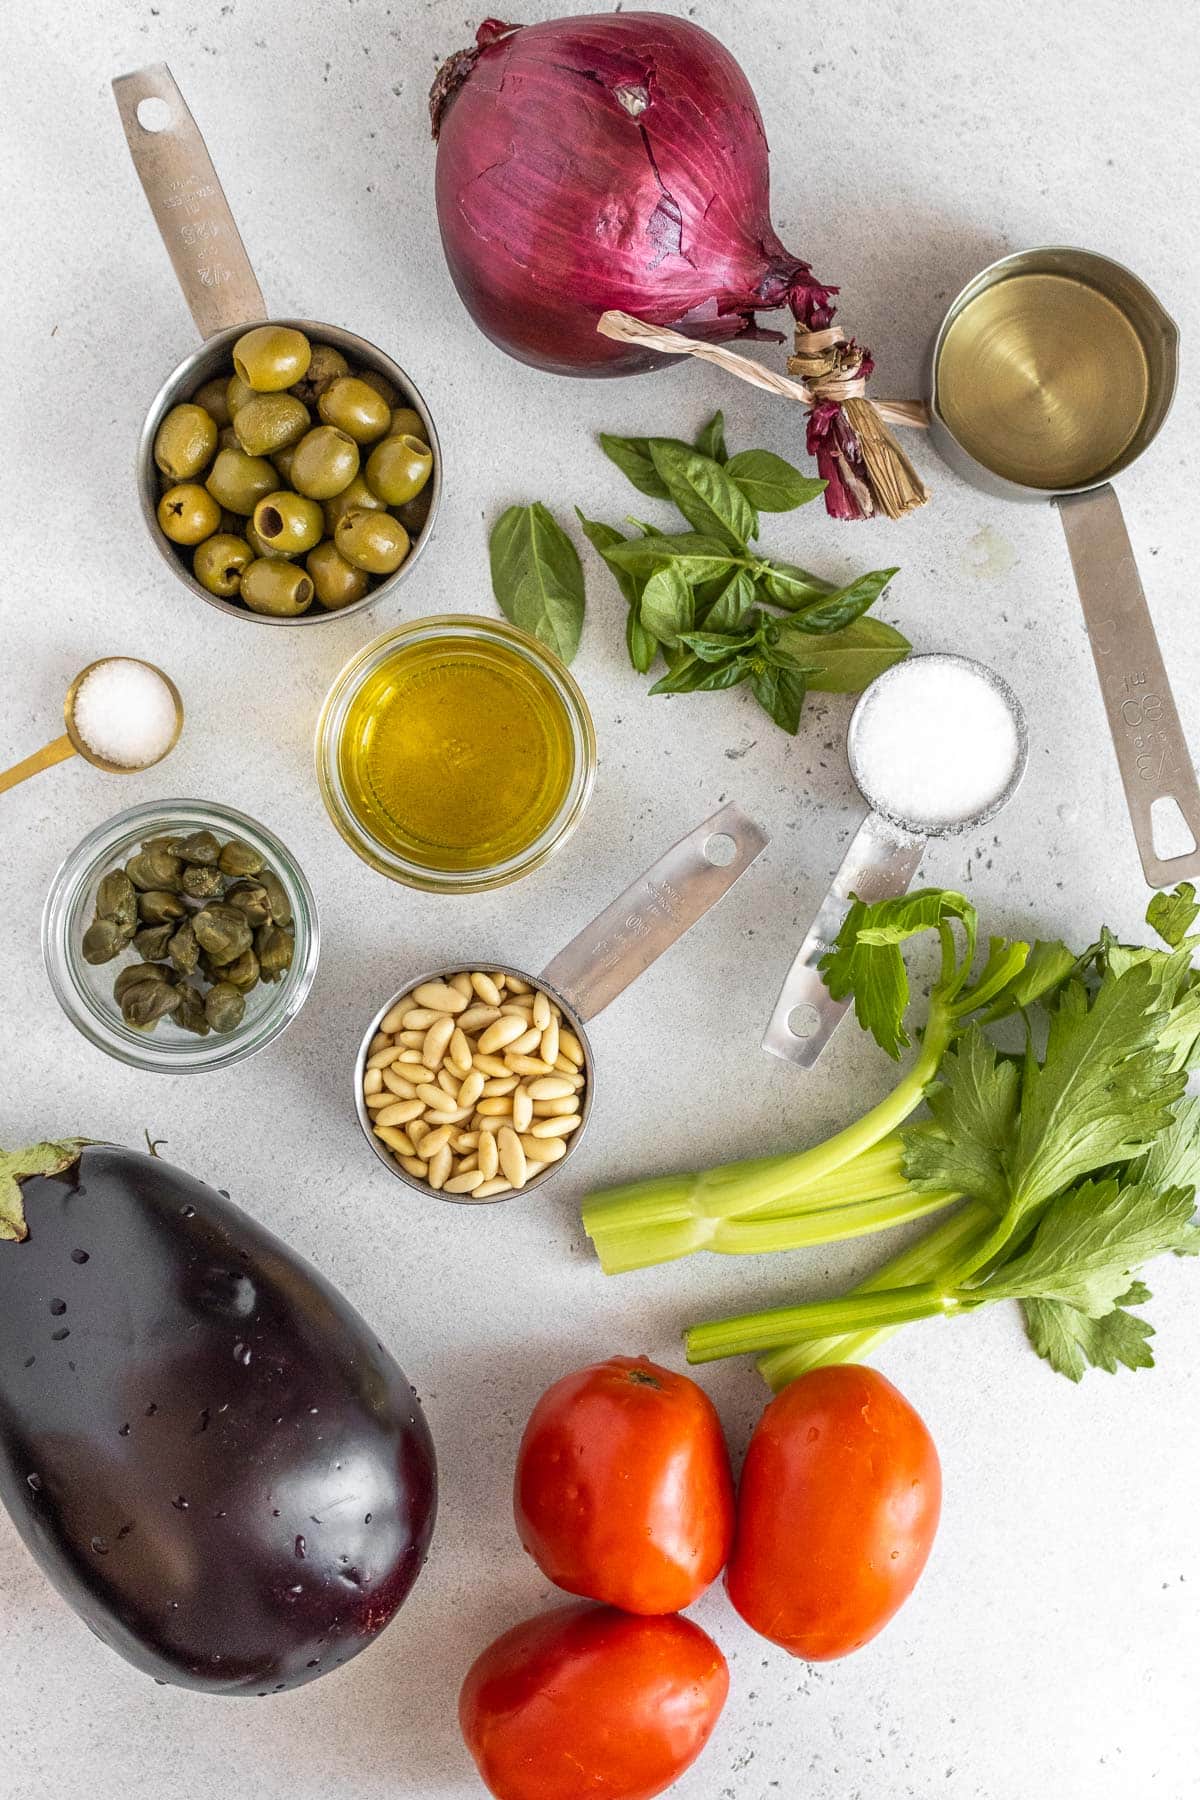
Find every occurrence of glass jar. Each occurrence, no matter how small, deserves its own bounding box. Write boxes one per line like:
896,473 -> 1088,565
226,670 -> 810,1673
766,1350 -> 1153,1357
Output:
315,616 -> 597,893
43,799 -> 319,1074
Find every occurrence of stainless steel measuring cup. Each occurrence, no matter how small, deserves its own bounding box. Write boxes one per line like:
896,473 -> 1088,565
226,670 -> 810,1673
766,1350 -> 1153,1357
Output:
925,245 -> 1197,886
762,655 -> 1027,1070
353,803 -> 769,1202
112,64 -> 442,626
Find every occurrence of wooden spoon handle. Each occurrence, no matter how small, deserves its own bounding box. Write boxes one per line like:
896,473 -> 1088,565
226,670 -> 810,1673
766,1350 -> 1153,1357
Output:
0,734 -> 77,797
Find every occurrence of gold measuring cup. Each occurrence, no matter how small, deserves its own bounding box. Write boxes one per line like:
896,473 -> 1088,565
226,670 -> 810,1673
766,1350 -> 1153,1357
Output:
112,64 -> 442,626
0,658 -> 183,796
926,245 -> 1195,887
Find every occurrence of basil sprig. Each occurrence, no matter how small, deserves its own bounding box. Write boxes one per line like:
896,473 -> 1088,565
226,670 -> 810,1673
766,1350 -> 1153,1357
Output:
489,502 -> 586,665
586,414 -> 910,733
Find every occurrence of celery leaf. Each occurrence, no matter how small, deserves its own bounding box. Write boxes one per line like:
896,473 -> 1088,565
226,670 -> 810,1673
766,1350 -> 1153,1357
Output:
984,1178 -> 1197,1316
903,1026 -> 1018,1214
1022,1291 -> 1157,1381
821,889 -> 976,1059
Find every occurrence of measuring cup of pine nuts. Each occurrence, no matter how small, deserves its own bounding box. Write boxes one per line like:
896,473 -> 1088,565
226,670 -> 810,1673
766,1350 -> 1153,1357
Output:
354,803 -> 768,1202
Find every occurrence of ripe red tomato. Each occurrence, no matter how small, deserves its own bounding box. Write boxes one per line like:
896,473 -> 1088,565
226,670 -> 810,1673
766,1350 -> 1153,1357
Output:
459,1603 -> 729,1800
726,1364 -> 941,1660
514,1355 -> 734,1613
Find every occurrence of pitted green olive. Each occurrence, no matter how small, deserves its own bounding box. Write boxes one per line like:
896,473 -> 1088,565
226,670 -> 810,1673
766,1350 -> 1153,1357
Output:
233,324 -> 312,393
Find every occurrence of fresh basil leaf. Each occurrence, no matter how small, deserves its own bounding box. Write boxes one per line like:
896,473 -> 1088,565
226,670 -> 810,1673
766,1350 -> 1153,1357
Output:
489,502 -> 585,665
626,609 -> 658,674
751,662 -> 807,734
650,653 -> 749,695
788,567 -> 900,635
604,533 -> 739,583
677,629 -> 755,664
701,568 -> 758,633
725,448 -> 827,513
574,510 -> 641,609
639,564 -> 694,648
760,560 -> 837,610
598,433 -> 682,499
648,440 -> 758,548
694,411 -> 728,463
770,617 -> 911,692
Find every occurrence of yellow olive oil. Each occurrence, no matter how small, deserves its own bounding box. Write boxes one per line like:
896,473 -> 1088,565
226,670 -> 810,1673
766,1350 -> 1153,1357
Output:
936,272 -> 1150,489
338,634 -> 575,871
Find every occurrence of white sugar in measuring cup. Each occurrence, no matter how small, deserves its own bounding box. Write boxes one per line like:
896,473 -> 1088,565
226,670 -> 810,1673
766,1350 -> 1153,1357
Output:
762,653 -> 1028,1069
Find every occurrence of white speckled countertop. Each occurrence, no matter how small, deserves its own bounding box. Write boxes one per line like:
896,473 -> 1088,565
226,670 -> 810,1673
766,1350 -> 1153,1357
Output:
2,2 -> 1199,1796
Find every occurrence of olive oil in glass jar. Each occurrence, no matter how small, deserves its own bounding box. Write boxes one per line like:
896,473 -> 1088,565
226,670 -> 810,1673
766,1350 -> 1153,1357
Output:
318,618 -> 596,891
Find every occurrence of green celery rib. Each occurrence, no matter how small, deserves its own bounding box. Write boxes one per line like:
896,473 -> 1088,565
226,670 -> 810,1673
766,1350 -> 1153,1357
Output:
685,1283 -> 958,1364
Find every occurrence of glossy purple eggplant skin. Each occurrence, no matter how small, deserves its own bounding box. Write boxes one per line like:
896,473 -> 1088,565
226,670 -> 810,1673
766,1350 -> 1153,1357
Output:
0,1145 -> 436,1695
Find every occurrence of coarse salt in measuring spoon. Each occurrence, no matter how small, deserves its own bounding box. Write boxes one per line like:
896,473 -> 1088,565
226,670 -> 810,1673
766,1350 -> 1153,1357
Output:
849,656 -> 1023,833
71,659 -> 179,769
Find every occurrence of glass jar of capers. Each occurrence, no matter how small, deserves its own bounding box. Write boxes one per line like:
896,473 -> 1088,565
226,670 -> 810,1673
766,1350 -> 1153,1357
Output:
151,325 -> 437,619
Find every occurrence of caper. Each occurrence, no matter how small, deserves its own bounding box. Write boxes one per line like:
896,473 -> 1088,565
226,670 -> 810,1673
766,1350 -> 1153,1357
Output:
205,982 -> 246,1033
121,978 -> 182,1029
193,903 -> 253,966
138,889 -> 188,925
290,343 -> 350,406
134,923 -> 176,961
115,962 -> 172,1003
258,867 -> 293,927
218,839 -> 263,878
177,830 -> 221,865
182,864 -> 225,899
96,869 -> 138,932
224,881 -> 272,926
256,922 -> 295,982
168,918 -> 200,975
126,847 -> 182,891
218,947 -> 261,993
82,919 -> 127,964
174,985 -> 211,1036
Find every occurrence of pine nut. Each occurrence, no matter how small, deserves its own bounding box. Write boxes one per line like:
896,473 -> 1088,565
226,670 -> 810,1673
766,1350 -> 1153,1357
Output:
381,1002 -> 410,1034
374,1126 -> 415,1155
413,1083 -> 444,1110
449,971 -> 474,999
478,1015 -> 529,1054
529,1114 -> 582,1138
506,976 -> 532,994
413,981 -> 469,1014
533,990 -> 551,1031
444,1169 -> 485,1194
478,1131 -> 499,1180
497,1127 -> 527,1189
500,1000 -> 534,1019
472,1052 -> 511,1077
559,1029 -> 585,1066
437,1067 -> 460,1097
420,1124 -> 454,1156
364,1090 -> 394,1111
458,1070 -> 485,1109
363,1067 -> 383,1095
532,1097 -> 578,1117
377,1098 -> 423,1126
429,1103 -> 473,1125
398,1030 -> 425,1048
482,1075 -> 519,1096
512,1087 -> 533,1134
506,1026 -> 542,1056
471,972 -> 502,1006
427,1144 -> 452,1190
402,1007 -> 440,1030
521,1134 -> 567,1164
366,1045 -> 401,1072
407,1118 -> 429,1146
397,1050 -> 434,1069
458,1005 -> 501,1033
540,1018 -> 560,1066
477,1114 -> 506,1134
505,1054 -> 555,1077
399,1156 -> 429,1178
453,1132 -> 479,1152
473,1177 -> 512,1198
448,1027 -> 473,1072
477,1095 -> 514,1116
489,971 -> 510,989
369,1030 -> 391,1054
457,1155 -> 478,1173
423,1016 -> 455,1067
382,1068 -> 418,1099
525,1076 -> 575,1100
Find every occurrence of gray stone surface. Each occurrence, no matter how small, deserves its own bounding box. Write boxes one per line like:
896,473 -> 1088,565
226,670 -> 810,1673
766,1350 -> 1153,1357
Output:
2,1 -> 1199,1795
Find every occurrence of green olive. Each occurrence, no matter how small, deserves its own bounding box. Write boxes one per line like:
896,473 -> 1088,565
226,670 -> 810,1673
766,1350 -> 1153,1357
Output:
234,393 -> 310,457
317,377 -> 391,444
306,540 -> 370,610
365,433 -> 434,506
153,404 -> 218,481
291,343 -> 350,406
193,533 -> 254,597
290,426 -> 359,500
157,482 -> 222,545
252,490 -> 325,556
193,377 -> 233,427
322,472 -> 387,534
232,324 -> 312,393
240,556 -> 316,617
334,509 -> 410,575
271,442 -> 299,486
357,368 -> 400,409
245,518 -> 296,559
396,485 -> 434,537
205,447 -> 280,515
226,373 -> 257,417
386,406 -> 426,441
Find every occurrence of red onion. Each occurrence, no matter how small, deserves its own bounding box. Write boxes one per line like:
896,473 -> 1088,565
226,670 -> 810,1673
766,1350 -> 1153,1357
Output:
430,14 -> 837,378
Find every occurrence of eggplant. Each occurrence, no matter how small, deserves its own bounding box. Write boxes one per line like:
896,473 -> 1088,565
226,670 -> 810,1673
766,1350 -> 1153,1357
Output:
0,1141 -> 435,1695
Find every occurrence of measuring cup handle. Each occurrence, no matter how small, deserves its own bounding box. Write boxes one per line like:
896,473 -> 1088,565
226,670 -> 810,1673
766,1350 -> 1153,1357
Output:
538,802 -> 769,1022
1057,485 -> 1200,887
112,64 -> 267,341
762,812 -> 925,1070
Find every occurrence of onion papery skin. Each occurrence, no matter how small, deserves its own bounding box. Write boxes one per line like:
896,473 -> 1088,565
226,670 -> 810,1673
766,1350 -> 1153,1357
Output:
431,14 -> 836,377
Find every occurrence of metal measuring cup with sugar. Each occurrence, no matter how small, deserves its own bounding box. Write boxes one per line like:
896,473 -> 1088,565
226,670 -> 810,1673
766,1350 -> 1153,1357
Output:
925,245 -> 1197,887
762,654 -> 1027,1070
112,64 -> 442,626
355,804 -> 769,1202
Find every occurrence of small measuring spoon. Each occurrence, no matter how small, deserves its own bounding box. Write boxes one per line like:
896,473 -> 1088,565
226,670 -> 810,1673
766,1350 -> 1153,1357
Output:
762,654 -> 1027,1069
0,658 -> 184,797
354,803 -> 769,1202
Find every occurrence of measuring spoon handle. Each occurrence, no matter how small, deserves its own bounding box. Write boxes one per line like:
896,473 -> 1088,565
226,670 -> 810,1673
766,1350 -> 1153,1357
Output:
762,812 -> 925,1070
112,64 -> 267,341
0,734 -> 76,798
539,802 -> 769,1023
1057,485 -> 1200,887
